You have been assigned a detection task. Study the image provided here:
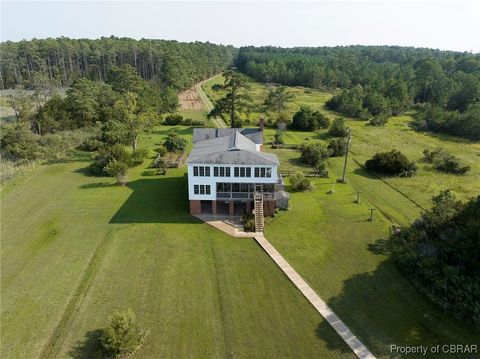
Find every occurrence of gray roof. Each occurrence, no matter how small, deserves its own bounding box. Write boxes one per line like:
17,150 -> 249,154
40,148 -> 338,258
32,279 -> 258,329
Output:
193,128 -> 264,144
187,131 -> 279,165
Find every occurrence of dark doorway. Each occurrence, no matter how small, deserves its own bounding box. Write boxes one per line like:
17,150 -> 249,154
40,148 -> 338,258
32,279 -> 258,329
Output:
234,202 -> 246,215
201,200 -> 212,214
217,201 -> 229,215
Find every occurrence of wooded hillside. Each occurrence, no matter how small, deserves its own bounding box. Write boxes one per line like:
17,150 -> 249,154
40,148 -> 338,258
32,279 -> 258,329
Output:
0,37 -> 236,90
236,46 -> 480,139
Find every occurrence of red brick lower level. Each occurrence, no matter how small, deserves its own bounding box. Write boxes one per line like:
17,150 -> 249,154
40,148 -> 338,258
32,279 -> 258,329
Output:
189,200 -> 275,216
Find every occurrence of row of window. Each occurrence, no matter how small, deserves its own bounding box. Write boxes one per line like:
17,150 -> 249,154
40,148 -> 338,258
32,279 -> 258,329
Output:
193,166 -> 272,178
193,166 -> 210,177
193,184 -> 211,195
255,167 -> 272,178
213,166 -> 231,177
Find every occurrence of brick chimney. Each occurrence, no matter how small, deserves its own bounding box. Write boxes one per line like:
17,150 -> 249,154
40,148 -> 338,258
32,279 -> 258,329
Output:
259,115 -> 265,131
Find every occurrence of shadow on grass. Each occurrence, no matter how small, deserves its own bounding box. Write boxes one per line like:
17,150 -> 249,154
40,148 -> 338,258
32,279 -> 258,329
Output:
352,166 -> 379,180
367,238 -> 392,255
315,320 -> 353,356
109,173 -> 197,224
316,257 -> 480,358
68,329 -> 104,359
79,182 -> 114,189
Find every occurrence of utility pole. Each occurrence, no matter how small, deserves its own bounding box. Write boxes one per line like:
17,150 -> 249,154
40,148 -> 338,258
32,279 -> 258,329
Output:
368,208 -> 376,222
340,128 -> 352,183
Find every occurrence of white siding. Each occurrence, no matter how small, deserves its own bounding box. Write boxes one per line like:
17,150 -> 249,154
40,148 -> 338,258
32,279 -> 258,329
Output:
187,163 -> 278,201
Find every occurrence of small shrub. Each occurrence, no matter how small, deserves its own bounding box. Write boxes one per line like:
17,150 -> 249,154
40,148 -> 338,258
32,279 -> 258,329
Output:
327,138 -> 347,157
164,114 -> 183,126
365,149 -> 417,177
104,159 -> 129,185
156,146 -> 167,157
131,148 -> 149,165
328,118 -> 349,137
90,144 -> 132,176
182,118 -> 204,126
242,214 -> 255,232
0,123 -> 41,160
313,161 -> 329,177
423,148 -> 470,175
273,129 -> 284,144
152,157 -> 167,175
164,133 -> 187,152
289,171 -> 312,191
299,143 -> 329,166
289,107 -> 329,131
369,112 -> 389,126
100,309 -> 147,358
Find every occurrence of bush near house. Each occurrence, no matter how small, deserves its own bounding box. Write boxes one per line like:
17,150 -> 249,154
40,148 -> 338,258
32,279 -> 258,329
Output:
289,171 -> 312,191
391,191 -> 480,328
242,214 -> 256,232
163,133 -> 187,152
289,107 -> 330,131
299,143 -> 329,166
90,144 -> 132,176
365,149 -> 417,177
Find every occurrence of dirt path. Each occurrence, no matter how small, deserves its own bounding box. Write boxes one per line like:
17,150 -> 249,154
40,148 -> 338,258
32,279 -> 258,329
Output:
195,76 -> 227,128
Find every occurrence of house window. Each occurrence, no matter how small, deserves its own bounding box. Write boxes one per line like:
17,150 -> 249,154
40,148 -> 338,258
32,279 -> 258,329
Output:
254,167 -> 272,178
200,185 -> 205,194
213,167 -> 230,177
194,166 -> 210,177
234,167 -> 250,178
194,185 -> 199,194
206,185 -> 211,195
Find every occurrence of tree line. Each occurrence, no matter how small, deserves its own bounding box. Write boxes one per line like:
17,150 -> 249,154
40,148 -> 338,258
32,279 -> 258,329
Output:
0,36 -> 236,90
236,46 -> 480,139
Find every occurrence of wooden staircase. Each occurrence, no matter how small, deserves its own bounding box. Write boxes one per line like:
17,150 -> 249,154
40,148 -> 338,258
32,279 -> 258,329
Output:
254,192 -> 264,232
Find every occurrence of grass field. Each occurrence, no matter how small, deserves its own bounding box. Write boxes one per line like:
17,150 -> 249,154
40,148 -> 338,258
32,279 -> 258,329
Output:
2,75 -> 479,359
202,73 -> 480,357
1,126 -> 353,359
201,71 -> 480,210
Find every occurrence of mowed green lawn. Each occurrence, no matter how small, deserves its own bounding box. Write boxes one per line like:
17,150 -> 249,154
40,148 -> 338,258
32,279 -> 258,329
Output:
264,176 -> 480,359
1,127 -> 353,359
201,74 -> 480,356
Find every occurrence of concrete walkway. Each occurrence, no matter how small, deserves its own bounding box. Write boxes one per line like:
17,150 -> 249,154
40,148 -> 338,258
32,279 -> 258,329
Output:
254,234 -> 376,359
193,213 -> 376,359
194,214 -> 257,238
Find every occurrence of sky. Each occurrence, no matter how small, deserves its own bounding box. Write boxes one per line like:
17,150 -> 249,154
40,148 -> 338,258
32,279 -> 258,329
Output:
1,0 -> 479,52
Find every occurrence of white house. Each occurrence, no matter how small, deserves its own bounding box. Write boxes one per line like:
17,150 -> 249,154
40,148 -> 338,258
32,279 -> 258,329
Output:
186,125 -> 283,216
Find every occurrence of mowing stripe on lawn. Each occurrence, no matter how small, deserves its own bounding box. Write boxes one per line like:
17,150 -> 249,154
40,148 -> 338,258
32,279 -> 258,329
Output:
254,234 -> 376,359
38,229 -> 114,359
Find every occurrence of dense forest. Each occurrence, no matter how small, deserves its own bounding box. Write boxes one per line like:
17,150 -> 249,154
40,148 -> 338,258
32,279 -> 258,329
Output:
0,37 -> 236,90
236,46 -> 480,139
